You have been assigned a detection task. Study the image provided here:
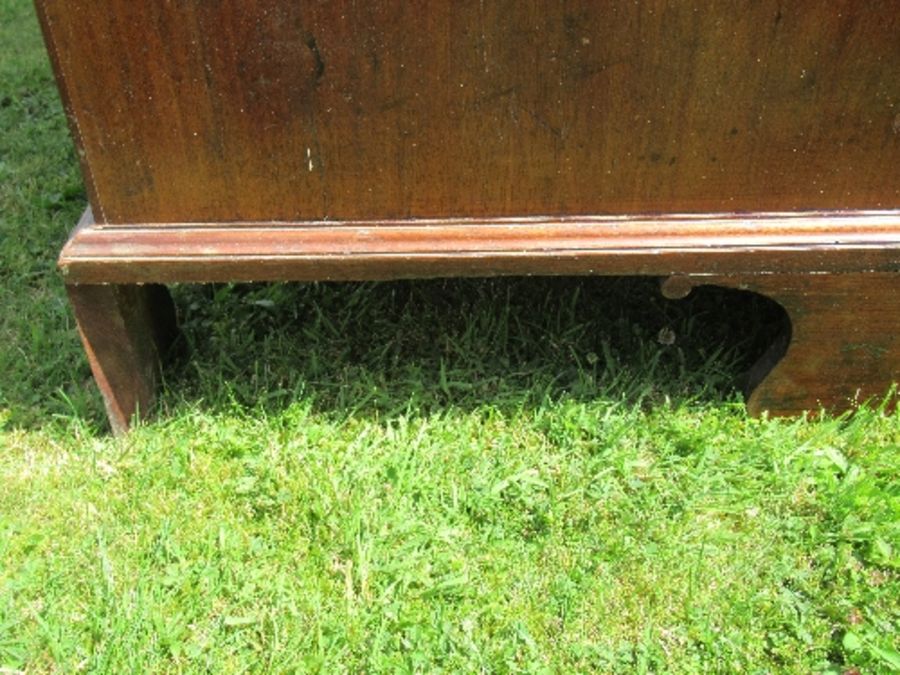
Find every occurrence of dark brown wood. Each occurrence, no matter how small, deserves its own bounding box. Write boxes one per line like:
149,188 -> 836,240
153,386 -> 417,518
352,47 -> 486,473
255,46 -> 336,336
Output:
662,273 -> 900,416
36,1 -> 900,224
66,283 -> 178,434
36,3 -> 900,427
59,209 -> 900,284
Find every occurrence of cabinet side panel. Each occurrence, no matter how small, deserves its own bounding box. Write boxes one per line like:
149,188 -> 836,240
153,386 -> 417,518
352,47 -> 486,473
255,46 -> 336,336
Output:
37,0 -> 900,224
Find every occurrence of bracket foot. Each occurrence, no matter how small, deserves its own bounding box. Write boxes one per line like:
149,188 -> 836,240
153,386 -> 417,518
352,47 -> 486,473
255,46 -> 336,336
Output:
66,284 -> 179,433
663,273 -> 899,416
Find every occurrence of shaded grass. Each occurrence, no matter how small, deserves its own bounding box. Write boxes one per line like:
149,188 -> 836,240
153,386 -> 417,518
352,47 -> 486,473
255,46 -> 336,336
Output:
1,0 -> 898,672
161,275 -> 783,422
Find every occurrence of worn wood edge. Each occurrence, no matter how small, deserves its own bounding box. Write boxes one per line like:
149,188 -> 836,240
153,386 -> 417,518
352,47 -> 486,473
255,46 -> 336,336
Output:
86,210 -> 900,229
60,209 -> 900,284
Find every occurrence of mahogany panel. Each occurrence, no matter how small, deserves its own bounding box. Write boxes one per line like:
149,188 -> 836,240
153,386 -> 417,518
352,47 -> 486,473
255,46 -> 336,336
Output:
37,1 -> 900,224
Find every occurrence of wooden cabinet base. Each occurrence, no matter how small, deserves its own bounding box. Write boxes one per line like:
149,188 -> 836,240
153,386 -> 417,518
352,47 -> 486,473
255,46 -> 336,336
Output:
61,210 -> 899,432
38,3 -> 900,431
66,283 -> 178,434
662,273 -> 900,417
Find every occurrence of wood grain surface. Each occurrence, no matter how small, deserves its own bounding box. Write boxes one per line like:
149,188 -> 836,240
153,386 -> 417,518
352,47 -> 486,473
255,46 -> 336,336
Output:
66,283 -> 177,434
37,1 -> 900,225
59,209 -> 900,284
664,273 -> 900,416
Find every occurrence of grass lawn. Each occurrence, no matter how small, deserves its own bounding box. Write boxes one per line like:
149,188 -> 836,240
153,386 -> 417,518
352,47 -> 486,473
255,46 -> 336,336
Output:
1,0 -> 898,671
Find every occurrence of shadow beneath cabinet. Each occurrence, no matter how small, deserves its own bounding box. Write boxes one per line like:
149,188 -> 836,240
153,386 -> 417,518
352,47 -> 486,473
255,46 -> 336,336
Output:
157,276 -> 788,422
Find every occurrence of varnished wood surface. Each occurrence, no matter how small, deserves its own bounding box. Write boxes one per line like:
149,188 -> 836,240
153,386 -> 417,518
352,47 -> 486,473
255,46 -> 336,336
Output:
664,273 -> 900,416
39,2 -> 900,424
37,1 -> 900,224
66,284 -> 177,434
60,209 -> 900,284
